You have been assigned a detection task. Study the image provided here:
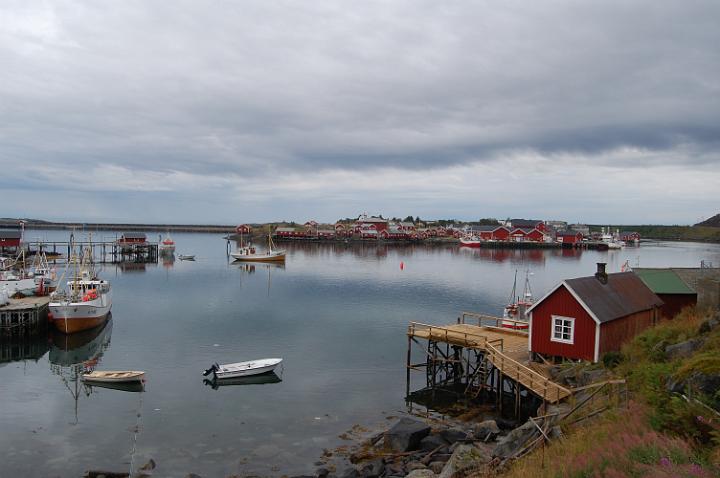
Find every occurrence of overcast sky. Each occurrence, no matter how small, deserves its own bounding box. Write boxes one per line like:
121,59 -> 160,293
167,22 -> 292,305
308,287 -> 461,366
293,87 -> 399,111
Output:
1,1 -> 718,225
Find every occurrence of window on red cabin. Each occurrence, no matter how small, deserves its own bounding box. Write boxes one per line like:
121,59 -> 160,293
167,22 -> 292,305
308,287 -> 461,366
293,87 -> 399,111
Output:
551,315 -> 575,344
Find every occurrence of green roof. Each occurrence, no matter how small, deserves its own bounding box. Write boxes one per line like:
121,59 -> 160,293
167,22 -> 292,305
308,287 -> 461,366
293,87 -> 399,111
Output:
633,269 -> 696,295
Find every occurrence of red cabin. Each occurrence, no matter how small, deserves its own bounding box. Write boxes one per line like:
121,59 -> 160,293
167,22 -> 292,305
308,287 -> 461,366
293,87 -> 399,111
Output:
355,215 -> 388,232
118,232 -> 147,244
556,231 -> 583,245
492,227 -> 510,241
274,227 -> 306,238
527,264 -> 663,362
235,224 -> 252,235
0,229 -> 22,250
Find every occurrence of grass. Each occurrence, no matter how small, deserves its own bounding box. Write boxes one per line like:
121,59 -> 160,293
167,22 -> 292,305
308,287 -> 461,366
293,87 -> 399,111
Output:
503,308 -> 720,478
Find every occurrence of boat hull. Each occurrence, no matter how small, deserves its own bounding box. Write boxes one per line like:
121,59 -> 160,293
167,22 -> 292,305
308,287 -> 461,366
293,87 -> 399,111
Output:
82,371 -> 145,383
231,253 -> 286,262
459,239 -> 482,248
49,293 -> 112,334
212,358 -> 283,379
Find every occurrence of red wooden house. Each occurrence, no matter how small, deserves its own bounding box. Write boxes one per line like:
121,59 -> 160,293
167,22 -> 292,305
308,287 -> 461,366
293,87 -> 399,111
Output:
355,216 -> 388,232
0,229 -> 22,250
274,227 -> 306,238
556,231 -> 583,245
620,231 -> 641,243
526,263 -> 663,362
118,232 -> 147,244
235,224 -> 252,235
509,219 -> 546,232
492,227 -> 510,241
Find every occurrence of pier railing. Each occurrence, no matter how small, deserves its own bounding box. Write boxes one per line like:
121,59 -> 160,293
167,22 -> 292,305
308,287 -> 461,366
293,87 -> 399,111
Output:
407,322 -> 571,402
458,311 -> 529,334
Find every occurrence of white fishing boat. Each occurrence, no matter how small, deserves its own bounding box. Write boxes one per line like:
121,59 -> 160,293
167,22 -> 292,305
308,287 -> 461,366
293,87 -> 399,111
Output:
49,242 -> 112,334
30,251 -> 59,293
501,269 -> 533,330
178,254 -> 195,261
82,370 -> 145,383
231,233 -> 285,262
203,358 -> 283,379
459,235 -> 482,248
0,270 -> 36,297
159,233 -> 176,253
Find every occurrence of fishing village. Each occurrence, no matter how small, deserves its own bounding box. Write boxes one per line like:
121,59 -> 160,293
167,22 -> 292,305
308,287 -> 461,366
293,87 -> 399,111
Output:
3,2 -> 720,477
1,214 -> 720,478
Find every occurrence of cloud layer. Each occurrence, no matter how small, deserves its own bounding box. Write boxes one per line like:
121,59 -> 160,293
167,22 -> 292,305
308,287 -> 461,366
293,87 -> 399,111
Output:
1,1 -> 718,223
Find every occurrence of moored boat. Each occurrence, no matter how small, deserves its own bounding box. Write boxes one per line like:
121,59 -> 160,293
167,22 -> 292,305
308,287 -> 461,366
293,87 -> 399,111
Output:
501,270 -> 533,330
459,235 -> 482,248
82,370 -> 145,383
231,233 -> 285,262
203,358 -> 283,380
159,233 -> 176,253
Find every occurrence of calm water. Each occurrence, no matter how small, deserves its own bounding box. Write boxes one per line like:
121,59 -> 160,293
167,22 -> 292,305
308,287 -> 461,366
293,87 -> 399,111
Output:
2,232 -> 719,477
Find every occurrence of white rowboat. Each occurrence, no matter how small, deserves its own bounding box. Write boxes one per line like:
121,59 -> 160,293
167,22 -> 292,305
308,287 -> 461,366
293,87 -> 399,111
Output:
82,370 -> 145,383
203,358 -> 282,379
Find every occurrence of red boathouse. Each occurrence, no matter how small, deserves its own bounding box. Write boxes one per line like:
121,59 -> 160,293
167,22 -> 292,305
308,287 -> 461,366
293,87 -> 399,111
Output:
527,263 -> 663,363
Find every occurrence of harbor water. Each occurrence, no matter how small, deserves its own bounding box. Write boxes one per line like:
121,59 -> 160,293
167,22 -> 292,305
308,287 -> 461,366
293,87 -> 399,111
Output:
1,231 -> 719,477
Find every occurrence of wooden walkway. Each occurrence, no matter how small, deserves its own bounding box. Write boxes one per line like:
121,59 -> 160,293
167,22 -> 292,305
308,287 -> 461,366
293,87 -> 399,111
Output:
407,322 -> 572,403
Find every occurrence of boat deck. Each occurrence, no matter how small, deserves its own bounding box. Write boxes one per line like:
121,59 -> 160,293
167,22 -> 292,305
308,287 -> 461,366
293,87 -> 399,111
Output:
408,322 -> 572,402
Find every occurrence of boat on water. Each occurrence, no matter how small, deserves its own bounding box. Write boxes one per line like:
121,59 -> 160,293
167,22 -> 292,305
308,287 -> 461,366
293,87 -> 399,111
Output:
501,270 -> 533,330
49,243 -> 112,334
178,254 -> 195,261
231,233 -> 285,262
459,235 -> 482,248
159,233 -> 176,254
82,370 -> 145,383
30,251 -> 59,294
0,251 -> 39,297
203,358 -> 283,380
600,228 -> 624,250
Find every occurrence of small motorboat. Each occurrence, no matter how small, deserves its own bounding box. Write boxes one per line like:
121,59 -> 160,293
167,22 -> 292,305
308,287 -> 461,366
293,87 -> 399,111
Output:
81,370 -> 145,383
203,358 -> 282,380
178,255 -> 195,261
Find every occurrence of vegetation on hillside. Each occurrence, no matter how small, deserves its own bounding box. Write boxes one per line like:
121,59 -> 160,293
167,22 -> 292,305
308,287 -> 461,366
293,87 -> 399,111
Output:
695,214 -> 720,228
504,308 -> 720,477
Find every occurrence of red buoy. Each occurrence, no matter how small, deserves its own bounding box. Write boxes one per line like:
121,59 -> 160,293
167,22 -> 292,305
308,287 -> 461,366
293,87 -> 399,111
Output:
400,261 -> 404,270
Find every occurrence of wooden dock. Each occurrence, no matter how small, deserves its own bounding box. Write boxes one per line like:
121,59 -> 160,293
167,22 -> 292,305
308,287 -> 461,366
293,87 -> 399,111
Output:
0,297 -> 51,338
406,312 -> 572,412
30,240 -> 158,264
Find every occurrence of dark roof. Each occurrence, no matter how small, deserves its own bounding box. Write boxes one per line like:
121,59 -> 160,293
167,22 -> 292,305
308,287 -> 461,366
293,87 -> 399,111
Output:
557,230 -> 582,237
468,225 -> 499,232
510,219 -> 542,227
0,229 -> 21,239
121,232 -> 146,239
633,269 -> 696,295
563,272 -> 663,323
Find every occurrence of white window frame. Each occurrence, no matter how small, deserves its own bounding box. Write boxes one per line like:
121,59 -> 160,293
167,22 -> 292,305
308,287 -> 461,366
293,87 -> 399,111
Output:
551,315 -> 575,344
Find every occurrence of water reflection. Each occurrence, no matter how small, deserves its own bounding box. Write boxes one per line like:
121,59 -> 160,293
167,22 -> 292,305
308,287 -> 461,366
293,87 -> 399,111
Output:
0,334 -> 49,365
49,319 -> 113,424
203,371 -> 282,390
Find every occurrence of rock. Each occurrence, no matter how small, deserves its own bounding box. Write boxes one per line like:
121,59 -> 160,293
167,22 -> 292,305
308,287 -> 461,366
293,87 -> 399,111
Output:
438,427 -> 468,444
316,468 -> 330,478
384,461 -> 405,476
339,467 -> 360,478
473,420 -> 500,441
418,434 -> 448,452
666,376 -> 686,394
405,461 -> 427,472
493,420 -> 541,459
405,470 -> 436,478
438,444 -> 491,478
430,454 -> 452,463
686,372 -> 720,397
359,458 -> 384,478
428,462 -> 445,474
549,426 -> 563,440
384,418 -> 431,452
139,459 -> 156,471
494,417 -> 518,430
665,338 -> 705,360
699,317 -> 719,334
579,368 -> 608,386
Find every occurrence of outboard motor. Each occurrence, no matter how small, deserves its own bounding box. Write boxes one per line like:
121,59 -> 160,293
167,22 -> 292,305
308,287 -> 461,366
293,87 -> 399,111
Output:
202,363 -> 219,376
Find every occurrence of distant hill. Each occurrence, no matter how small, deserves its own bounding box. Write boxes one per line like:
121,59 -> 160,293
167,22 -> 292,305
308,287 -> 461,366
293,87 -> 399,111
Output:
695,214 -> 720,227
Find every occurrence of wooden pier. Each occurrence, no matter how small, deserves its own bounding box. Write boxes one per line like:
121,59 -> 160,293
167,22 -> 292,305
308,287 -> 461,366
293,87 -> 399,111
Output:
30,240 -> 158,264
406,312 -> 572,417
0,297 -> 50,338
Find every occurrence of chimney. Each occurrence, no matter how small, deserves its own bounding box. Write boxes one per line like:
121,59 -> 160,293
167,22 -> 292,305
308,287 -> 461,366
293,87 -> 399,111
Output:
595,262 -> 608,284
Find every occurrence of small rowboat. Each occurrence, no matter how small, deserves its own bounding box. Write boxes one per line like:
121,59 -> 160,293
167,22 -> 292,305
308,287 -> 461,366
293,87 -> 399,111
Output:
203,358 -> 282,380
82,370 -> 145,383
178,254 -> 195,261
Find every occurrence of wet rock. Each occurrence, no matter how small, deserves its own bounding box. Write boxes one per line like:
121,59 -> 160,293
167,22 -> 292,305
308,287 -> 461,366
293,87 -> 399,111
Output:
665,338 -> 705,360
493,420 -> 541,459
418,434 -> 448,452
472,420 -> 500,441
339,467 -> 360,478
405,461 -> 427,472
384,418 -> 431,452
438,427 -> 468,444
438,444 -> 491,478
405,470 -> 436,478
428,461 -> 445,474
359,458 -> 384,478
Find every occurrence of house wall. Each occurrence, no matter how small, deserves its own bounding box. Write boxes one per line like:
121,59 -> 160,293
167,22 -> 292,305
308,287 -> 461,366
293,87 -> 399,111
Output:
530,286 -> 597,361
598,309 -> 656,356
657,294 -> 698,318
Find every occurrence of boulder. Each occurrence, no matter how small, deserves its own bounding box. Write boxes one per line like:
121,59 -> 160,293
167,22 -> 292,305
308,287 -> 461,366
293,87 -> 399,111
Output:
405,470 -> 436,478
492,420 -> 541,459
316,467 -> 330,478
578,368 -> 608,386
405,461 -> 427,472
687,372 -> 720,397
359,458 -> 384,478
472,420 -> 500,441
698,317 -> 719,334
428,461 -> 445,474
438,427 -> 468,444
339,467 -> 360,478
438,444 -> 491,478
418,434 -> 449,452
384,418 -> 431,452
665,338 -> 705,360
